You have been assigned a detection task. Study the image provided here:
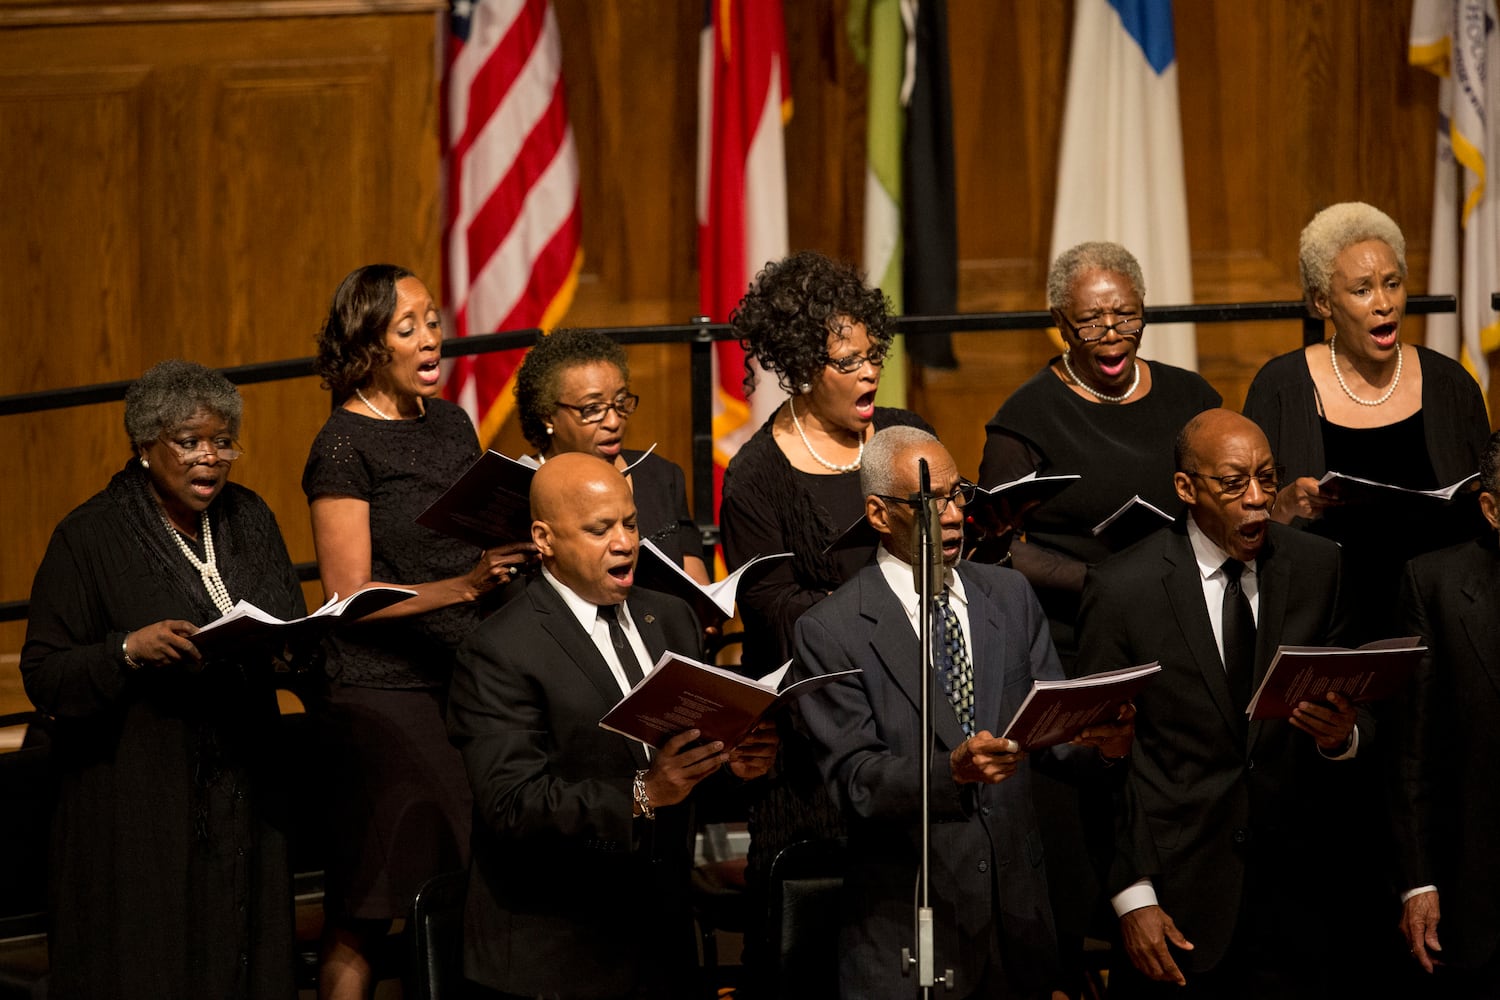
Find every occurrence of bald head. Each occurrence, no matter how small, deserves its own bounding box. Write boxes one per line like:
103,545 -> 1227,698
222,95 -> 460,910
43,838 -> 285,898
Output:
531,452 -> 639,605
1173,409 -> 1269,473
1173,409 -> 1277,563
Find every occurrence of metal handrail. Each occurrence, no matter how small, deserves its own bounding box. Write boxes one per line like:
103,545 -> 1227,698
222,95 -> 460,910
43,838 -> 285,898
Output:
0,294 -> 1465,625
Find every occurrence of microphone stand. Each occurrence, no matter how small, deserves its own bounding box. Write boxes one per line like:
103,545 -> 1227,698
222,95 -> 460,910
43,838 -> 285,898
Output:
900,458 -> 954,994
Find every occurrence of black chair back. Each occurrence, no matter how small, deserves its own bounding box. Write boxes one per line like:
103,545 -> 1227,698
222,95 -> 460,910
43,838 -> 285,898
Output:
408,868 -> 468,1000
767,837 -> 846,999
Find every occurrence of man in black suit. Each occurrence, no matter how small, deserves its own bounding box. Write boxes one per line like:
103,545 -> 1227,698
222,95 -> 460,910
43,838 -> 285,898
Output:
1077,408 -> 1361,998
790,427 -> 1133,999
1394,428 -> 1500,996
447,452 -> 776,1000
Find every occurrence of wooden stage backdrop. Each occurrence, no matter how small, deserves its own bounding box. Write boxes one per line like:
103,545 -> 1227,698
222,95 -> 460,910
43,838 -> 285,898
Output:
0,0 -> 1491,713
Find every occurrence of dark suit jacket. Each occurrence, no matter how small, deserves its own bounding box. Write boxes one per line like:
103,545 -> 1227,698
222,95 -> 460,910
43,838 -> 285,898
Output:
1076,521 -> 1357,974
447,579 -> 704,999
790,560 -> 1070,999
1394,533 -> 1500,970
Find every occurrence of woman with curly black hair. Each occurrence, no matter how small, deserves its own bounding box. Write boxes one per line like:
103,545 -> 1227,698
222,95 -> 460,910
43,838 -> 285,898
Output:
718,250 -> 931,988
301,264 -> 533,999
513,327 -> 709,584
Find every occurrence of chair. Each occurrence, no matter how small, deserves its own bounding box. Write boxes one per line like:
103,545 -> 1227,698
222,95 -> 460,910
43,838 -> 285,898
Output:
766,837 -> 846,999
407,869 -> 468,1000
691,822 -> 749,991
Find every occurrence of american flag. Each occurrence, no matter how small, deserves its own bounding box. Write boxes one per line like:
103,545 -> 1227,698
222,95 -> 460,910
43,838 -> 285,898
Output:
697,0 -> 791,514
443,0 -> 583,444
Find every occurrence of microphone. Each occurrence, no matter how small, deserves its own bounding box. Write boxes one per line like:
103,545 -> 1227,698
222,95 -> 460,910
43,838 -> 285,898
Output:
910,458 -> 944,594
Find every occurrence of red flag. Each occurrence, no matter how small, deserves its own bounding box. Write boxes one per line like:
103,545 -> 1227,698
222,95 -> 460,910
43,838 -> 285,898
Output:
443,0 -> 583,445
697,0 -> 792,516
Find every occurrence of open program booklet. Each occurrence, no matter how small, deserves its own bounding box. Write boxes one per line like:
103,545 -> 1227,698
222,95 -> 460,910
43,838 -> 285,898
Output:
1246,637 -> 1425,721
1001,661 -> 1160,750
189,586 -> 417,651
599,654 -> 858,750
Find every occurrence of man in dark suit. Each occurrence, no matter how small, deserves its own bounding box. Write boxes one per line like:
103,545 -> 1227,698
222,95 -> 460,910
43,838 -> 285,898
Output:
1077,408 -> 1361,999
790,427 -> 1133,999
447,452 -> 776,1000
1394,428 -> 1500,996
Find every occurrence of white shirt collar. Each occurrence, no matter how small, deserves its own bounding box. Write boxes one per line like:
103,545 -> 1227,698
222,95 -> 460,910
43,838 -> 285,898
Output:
541,564 -> 622,633
875,545 -> 967,614
1185,516 -> 1257,582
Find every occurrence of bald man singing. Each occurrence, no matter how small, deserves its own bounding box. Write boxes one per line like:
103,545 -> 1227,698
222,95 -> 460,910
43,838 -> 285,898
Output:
447,453 -> 776,1000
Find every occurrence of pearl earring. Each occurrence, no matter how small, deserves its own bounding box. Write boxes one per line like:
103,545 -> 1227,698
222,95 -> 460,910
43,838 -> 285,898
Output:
798,382 -> 812,395
546,425 -> 554,435
140,457 -> 150,470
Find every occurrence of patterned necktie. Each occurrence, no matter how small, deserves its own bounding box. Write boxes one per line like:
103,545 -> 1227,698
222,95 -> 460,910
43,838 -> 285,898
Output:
598,604 -> 646,687
935,590 -> 976,737
1220,560 -> 1256,713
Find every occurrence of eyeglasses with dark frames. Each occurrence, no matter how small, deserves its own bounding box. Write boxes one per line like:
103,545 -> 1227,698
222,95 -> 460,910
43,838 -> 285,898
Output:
873,480 -> 977,515
554,392 -> 640,424
824,347 -> 888,374
1184,466 -> 1284,500
1059,313 -> 1145,343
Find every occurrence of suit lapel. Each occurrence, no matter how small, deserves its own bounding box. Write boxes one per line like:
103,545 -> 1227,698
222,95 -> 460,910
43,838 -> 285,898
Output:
957,565 -> 1007,738
860,568 -> 969,751
1247,540 -> 1292,750
1162,531 -> 1245,740
1459,552 -> 1500,700
531,580 -> 651,769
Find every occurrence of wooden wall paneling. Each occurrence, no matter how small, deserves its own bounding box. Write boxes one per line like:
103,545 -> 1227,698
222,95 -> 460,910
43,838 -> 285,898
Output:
0,66 -> 149,594
915,1 -> 1074,479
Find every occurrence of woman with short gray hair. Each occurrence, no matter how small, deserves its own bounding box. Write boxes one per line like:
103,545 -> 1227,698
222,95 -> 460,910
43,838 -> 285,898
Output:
22,358 -> 305,998
1243,201 -> 1489,640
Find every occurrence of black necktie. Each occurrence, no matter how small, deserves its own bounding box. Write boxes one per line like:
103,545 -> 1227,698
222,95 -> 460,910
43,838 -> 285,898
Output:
598,604 -> 646,687
1220,560 -> 1256,713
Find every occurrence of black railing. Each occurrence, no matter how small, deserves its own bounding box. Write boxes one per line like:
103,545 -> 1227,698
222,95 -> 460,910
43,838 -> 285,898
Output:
0,294 -> 1465,624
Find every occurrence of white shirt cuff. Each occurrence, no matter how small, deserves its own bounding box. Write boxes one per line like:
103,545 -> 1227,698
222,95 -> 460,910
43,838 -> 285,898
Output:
1402,885 -> 1437,903
1111,878 -> 1158,917
1319,724 -> 1359,760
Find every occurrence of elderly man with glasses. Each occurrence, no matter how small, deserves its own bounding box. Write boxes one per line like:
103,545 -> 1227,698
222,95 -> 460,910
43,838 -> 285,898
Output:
1076,408 -> 1365,999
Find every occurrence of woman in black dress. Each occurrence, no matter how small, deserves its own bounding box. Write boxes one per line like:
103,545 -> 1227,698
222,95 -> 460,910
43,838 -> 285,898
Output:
1243,202 -> 1490,995
513,326 -> 709,584
302,265 -> 534,999
22,360 -> 305,999
979,241 -> 1221,664
718,250 -> 931,988
1244,201 -> 1489,642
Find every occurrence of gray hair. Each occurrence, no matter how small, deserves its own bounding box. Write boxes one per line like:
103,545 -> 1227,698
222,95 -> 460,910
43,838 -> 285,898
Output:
861,426 -> 941,497
1298,202 -> 1407,306
124,360 -> 243,447
1482,429 -> 1500,496
1047,241 -> 1147,312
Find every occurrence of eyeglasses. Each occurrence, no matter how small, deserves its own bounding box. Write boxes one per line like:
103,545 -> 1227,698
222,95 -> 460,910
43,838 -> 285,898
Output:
1060,314 -> 1145,343
873,480 -> 977,515
555,392 -> 640,424
1185,467 -> 1284,500
159,435 -> 243,464
824,348 -> 887,374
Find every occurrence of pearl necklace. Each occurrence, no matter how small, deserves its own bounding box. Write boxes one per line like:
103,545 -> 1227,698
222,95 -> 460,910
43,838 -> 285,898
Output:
1329,336 -> 1402,407
1061,351 -> 1140,403
160,510 -> 235,615
355,388 -> 394,420
789,398 -> 863,472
